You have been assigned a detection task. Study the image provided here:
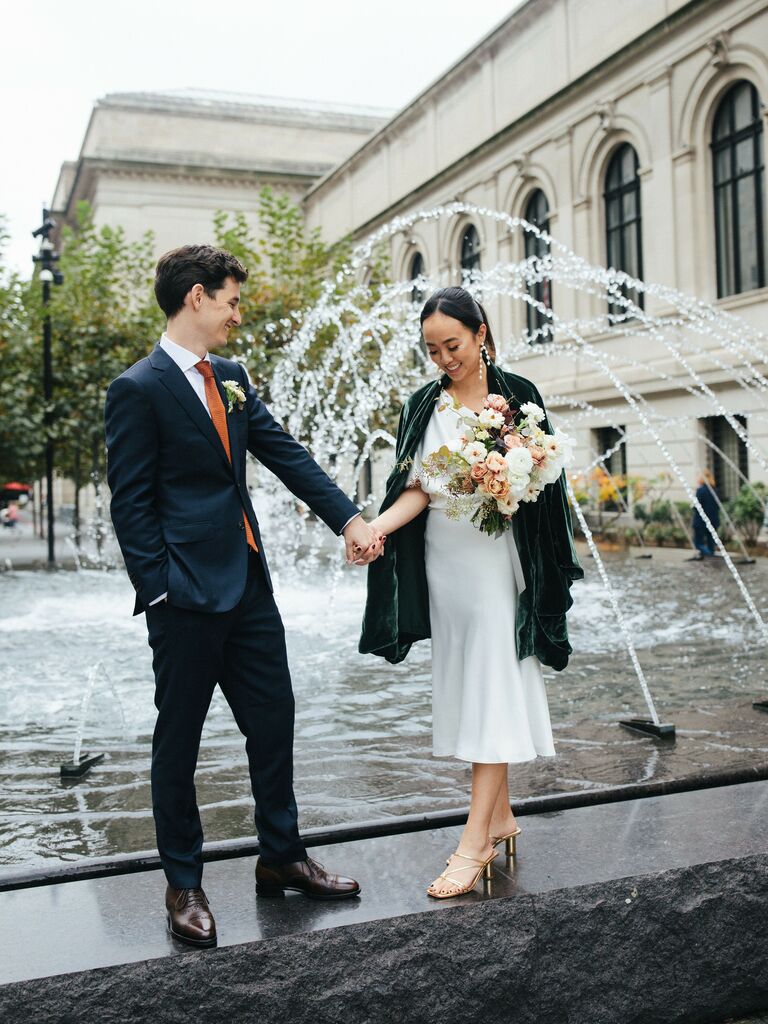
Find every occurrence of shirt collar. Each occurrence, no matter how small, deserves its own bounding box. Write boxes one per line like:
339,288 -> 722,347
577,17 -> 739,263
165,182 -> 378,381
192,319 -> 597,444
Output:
160,333 -> 210,373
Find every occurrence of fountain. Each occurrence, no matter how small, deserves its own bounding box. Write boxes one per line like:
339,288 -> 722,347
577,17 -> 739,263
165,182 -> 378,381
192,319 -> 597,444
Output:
1,201 -> 767,866
263,201 -> 767,735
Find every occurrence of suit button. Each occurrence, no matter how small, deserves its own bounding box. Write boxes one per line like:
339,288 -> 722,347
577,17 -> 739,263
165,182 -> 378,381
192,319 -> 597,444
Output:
238,521 -> 245,530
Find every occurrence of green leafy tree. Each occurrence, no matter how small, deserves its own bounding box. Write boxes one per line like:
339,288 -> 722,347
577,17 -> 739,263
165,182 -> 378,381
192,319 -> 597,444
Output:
214,186 -> 390,403
44,202 -> 162,545
0,218 -> 45,483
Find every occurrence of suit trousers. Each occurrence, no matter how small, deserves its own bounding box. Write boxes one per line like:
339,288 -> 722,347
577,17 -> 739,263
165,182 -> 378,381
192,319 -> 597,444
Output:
145,550 -> 307,887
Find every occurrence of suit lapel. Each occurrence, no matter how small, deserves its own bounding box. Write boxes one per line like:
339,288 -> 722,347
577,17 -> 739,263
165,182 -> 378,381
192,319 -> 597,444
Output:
149,345 -> 233,474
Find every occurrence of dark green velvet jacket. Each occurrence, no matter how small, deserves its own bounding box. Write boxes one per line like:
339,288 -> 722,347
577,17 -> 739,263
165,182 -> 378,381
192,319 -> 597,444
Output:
358,363 -> 584,670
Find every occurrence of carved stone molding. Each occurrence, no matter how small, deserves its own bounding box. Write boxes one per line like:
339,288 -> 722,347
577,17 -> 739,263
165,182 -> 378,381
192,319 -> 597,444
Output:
596,100 -> 615,134
707,31 -> 730,68
510,153 -> 531,180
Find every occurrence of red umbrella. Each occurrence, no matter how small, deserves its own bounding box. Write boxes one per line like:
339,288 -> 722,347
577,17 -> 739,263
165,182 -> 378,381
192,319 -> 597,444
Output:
2,482 -> 31,492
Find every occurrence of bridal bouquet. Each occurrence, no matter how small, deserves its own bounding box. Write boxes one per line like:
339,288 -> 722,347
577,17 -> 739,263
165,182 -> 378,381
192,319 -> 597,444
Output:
420,393 -> 573,536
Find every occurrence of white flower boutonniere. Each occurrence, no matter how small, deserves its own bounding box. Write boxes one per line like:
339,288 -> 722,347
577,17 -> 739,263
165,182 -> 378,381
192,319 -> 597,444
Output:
222,380 -> 246,413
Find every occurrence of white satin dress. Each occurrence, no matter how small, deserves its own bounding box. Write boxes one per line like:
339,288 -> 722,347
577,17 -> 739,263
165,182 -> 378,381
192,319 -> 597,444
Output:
407,392 -> 557,764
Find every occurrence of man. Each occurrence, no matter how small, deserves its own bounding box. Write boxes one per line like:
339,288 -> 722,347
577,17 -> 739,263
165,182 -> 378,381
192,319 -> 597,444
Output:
105,244 -> 383,948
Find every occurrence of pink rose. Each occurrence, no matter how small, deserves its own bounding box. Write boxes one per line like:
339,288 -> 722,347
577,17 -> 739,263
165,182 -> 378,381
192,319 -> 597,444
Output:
485,451 -> 507,474
529,444 -> 546,465
484,394 -> 509,414
503,433 -> 524,450
470,461 -> 487,482
484,475 -> 510,499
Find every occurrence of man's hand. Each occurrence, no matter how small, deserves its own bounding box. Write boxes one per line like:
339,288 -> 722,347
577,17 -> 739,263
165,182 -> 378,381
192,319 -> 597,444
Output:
343,516 -> 385,565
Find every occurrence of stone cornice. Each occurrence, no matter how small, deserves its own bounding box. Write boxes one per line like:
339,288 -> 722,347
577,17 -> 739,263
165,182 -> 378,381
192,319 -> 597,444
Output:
53,157 -> 320,218
98,90 -> 392,134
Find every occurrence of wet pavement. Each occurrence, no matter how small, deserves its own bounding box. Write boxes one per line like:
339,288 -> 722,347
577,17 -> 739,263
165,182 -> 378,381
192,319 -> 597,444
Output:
1,551 -> 767,866
1,776 -> 767,985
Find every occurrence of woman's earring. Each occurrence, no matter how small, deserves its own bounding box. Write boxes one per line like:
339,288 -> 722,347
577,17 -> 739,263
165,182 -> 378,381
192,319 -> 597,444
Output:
479,341 -> 488,380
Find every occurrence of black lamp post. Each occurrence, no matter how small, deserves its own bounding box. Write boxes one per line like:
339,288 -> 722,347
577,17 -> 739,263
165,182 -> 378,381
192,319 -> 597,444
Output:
32,208 -> 63,568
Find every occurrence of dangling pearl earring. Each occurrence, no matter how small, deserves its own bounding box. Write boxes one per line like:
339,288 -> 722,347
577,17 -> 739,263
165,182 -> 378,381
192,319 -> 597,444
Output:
478,341 -> 488,381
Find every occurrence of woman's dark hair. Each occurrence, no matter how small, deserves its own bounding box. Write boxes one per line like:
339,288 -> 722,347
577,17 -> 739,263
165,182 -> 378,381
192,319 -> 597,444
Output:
154,244 -> 248,319
419,286 -> 496,360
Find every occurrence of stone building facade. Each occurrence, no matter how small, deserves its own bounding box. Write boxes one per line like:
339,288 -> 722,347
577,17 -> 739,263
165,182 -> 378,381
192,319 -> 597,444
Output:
303,0 -> 768,502
52,0 -> 768,508
51,89 -> 392,257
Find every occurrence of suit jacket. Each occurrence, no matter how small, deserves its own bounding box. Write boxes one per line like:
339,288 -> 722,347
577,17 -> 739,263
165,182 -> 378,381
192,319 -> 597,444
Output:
359,364 -> 584,671
104,344 -> 360,615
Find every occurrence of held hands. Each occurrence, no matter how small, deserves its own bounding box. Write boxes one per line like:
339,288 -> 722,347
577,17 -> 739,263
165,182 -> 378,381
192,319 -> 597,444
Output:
343,516 -> 386,566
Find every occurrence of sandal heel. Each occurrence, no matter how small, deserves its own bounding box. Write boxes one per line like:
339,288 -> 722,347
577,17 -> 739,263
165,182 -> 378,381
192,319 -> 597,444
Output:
490,826 -> 522,860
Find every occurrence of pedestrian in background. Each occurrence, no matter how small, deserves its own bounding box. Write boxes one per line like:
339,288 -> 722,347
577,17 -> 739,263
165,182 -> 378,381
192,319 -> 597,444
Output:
692,470 -> 720,557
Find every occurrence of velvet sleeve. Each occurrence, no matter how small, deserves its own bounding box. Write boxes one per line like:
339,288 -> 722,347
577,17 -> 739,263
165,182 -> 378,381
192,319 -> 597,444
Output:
533,384 -> 584,582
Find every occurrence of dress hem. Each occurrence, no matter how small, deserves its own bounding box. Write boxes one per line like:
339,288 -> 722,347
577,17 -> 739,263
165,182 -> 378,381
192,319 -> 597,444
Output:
433,748 -> 557,765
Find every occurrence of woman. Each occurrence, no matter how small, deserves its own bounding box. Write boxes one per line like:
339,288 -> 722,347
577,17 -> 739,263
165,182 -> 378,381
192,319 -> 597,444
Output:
359,287 -> 582,898
692,469 -> 720,558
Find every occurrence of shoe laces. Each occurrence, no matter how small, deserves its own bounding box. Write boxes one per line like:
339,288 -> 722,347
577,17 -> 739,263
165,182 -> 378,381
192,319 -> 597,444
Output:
183,888 -> 208,911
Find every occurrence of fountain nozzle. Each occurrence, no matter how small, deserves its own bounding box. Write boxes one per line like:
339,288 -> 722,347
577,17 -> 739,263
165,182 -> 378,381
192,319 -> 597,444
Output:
60,752 -> 105,779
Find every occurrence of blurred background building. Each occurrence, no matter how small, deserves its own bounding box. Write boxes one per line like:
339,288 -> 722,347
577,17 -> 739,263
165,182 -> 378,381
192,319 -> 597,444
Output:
52,0 -> 768,502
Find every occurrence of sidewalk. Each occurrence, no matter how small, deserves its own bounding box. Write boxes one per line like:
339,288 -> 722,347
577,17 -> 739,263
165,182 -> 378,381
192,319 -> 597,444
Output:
2,778 -> 767,1023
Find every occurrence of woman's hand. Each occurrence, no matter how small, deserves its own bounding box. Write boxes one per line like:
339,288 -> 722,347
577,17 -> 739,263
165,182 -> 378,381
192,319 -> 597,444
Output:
351,521 -> 387,565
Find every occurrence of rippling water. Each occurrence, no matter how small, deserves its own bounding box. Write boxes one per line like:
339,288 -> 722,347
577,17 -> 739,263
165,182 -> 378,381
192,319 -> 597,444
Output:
1,550 -> 767,867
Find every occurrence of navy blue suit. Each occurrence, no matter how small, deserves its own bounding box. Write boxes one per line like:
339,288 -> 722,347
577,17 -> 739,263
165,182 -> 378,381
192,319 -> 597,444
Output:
105,344 -> 359,886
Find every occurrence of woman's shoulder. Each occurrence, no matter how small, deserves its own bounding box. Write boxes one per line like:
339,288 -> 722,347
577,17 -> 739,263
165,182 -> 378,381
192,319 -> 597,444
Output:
401,379 -> 442,415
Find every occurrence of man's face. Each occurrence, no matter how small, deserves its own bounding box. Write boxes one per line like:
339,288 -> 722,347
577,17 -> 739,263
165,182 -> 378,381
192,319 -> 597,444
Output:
199,276 -> 242,349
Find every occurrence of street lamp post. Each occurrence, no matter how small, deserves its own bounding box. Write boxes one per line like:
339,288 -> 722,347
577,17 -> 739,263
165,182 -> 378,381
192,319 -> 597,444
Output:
32,208 -> 63,568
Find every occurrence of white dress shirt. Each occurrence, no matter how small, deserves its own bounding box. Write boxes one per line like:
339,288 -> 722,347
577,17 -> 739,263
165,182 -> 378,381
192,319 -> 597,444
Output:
148,335 -> 359,605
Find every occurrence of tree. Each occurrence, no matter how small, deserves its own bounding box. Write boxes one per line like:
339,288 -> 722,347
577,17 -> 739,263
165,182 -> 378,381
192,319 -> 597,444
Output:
0,218 -> 45,483
45,202 -> 162,546
213,186 -> 390,403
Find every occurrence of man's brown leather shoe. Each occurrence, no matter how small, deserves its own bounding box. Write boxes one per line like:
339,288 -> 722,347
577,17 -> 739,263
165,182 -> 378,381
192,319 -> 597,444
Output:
255,856 -> 361,900
165,886 -> 217,947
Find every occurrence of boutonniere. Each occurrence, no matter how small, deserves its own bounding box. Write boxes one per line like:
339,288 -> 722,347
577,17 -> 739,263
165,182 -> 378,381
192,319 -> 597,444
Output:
221,380 -> 246,413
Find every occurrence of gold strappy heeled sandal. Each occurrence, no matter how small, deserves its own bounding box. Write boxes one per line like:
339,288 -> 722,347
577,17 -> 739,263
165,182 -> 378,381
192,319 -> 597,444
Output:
489,826 -> 522,859
427,850 -> 498,900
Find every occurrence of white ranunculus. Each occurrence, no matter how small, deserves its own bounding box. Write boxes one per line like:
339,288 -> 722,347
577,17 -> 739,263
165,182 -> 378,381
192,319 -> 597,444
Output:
540,463 -> 562,484
521,482 -> 542,502
478,408 -> 504,430
553,428 -> 575,466
520,401 -> 545,423
462,441 -> 488,465
505,447 -> 534,475
508,474 -> 530,497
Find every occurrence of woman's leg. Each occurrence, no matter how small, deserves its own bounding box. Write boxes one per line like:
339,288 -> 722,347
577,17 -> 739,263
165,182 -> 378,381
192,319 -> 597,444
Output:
488,764 -> 519,838
428,762 -> 506,896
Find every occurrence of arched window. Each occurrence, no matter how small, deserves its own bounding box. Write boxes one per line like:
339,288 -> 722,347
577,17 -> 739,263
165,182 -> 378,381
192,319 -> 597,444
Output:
409,251 -> 425,305
523,189 -> 552,341
460,224 -> 481,279
711,80 -> 765,297
604,143 -> 644,316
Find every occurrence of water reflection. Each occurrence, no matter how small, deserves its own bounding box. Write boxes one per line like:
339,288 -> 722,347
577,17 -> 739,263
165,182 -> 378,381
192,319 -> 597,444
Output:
1,552 -> 766,866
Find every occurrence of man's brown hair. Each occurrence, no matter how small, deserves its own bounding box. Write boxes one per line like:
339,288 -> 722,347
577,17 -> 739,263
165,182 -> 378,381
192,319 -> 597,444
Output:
154,244 -> 248,319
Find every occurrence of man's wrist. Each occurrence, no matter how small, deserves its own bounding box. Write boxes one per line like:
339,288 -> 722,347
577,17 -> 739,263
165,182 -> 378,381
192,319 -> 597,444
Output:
341,512 -> 361,534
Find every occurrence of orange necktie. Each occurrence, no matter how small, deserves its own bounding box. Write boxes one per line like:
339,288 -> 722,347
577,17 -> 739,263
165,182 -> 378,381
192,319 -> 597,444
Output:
195,360 -> 258,553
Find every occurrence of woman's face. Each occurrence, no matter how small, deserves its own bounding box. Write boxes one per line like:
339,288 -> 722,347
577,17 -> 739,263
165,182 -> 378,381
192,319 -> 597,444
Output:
422,311 -> 486,384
